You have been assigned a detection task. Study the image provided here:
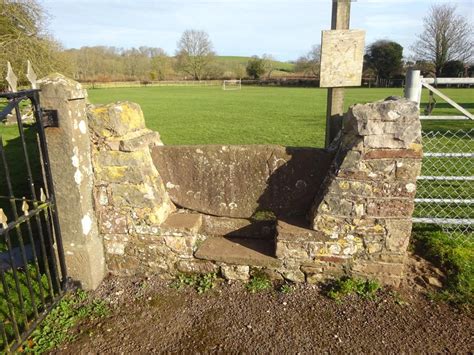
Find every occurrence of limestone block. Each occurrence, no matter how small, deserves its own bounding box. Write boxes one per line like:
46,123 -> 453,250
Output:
302,262 -> 348,283
88,101 -> 146,138
164,236 -> 193,256
221,265 -> 250,281
275,241 -> 309,261
385,219 -> 412,253
99,208 -> 128,234
177,260 -> 218,274
363,135 -> 408,149
95,148 -> 175,225
281,266 -> 305,283
103,234 -> 129,255
95,150 -> 150,168
119,131 -> 163,152
260,268 -> 284,281
345,98 -> 421,148
106,254 -> 140,275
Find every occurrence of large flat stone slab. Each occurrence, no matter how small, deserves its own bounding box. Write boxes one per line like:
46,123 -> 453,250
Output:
201,215 -> 275,239
152,145 -> 332,218
195,237 -> 281,268
162,212 -> 202,234
277,218 -> 326,242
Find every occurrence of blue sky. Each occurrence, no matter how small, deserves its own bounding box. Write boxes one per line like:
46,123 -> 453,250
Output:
41,0 -> 473,61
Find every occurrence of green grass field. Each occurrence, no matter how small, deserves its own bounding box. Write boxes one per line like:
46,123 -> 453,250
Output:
84,86 -> 473,147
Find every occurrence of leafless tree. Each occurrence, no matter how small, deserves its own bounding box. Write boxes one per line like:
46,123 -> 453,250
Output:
175,29 -> 215,80
294,44 -> 321,77
262,54 -> 275,78
411,4 -> 473,76
0,0 -> 70,82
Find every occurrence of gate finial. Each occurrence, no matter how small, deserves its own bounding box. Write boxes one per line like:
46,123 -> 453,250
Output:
40,188 -> 47,202
21,198 -> 29,216
26,60 -> 37,89
5,61 -> 18,92
0,208 -> 7,229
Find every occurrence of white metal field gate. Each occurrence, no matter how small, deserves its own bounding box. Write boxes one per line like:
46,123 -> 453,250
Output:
405,70 -> 473,244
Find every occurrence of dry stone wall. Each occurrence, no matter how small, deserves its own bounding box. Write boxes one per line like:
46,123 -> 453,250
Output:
41,75 -> 422,289
86,96 -> 421,287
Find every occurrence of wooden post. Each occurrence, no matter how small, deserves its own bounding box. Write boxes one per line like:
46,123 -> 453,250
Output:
325,0 -> 351,148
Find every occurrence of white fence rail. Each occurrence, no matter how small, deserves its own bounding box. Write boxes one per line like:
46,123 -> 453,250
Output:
404,70 -> 474,121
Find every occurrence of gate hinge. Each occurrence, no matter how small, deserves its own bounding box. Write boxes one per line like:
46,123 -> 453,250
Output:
41,109 -> 59,128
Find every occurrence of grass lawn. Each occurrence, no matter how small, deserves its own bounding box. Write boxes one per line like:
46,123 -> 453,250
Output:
85,86 -> 473,147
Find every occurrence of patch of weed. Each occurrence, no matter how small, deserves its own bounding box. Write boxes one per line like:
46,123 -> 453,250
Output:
170,274 -> 196,290
326,277 -> 381,302
412,226 -> 473,307
278,283 -> 294,294
251,210 -> 276,221
170,273 -> 217,294
22,289 -> 109,353
195,273 -> 217,294
246,272 -> 272,293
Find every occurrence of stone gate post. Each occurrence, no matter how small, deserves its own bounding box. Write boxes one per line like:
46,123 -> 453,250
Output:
38,74 -> 105,290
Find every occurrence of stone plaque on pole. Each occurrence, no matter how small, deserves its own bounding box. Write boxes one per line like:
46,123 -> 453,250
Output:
323,0 -> 366,148
320,29 -> 365,88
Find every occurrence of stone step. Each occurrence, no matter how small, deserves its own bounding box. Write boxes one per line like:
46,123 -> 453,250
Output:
276,218 -> 326,242
195,237 -> 281,268
201,215 -> 276,239
162,212 -> 203,234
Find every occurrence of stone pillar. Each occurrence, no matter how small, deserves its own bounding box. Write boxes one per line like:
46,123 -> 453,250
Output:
309,97 -> 422,286
38,73 -> 105,290
86,101 -> 175,275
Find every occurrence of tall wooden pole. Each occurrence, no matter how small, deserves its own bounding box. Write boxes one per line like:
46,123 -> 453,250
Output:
325,0 -> 351,148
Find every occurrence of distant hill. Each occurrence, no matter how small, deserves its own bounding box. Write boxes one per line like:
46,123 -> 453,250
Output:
216,56 -> 295,72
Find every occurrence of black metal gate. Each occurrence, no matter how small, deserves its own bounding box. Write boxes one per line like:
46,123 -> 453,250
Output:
0,89 -> 67,352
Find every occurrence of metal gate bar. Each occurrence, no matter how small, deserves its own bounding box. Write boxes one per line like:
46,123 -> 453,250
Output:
0,88 -> 67,351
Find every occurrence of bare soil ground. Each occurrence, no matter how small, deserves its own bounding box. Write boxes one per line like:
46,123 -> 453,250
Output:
58,255 -> 473,354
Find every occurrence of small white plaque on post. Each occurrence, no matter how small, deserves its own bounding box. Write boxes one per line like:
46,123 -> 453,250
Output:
320,29 -> 365,88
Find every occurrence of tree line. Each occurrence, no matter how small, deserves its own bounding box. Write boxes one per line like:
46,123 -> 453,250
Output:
1,1 -> 472,86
